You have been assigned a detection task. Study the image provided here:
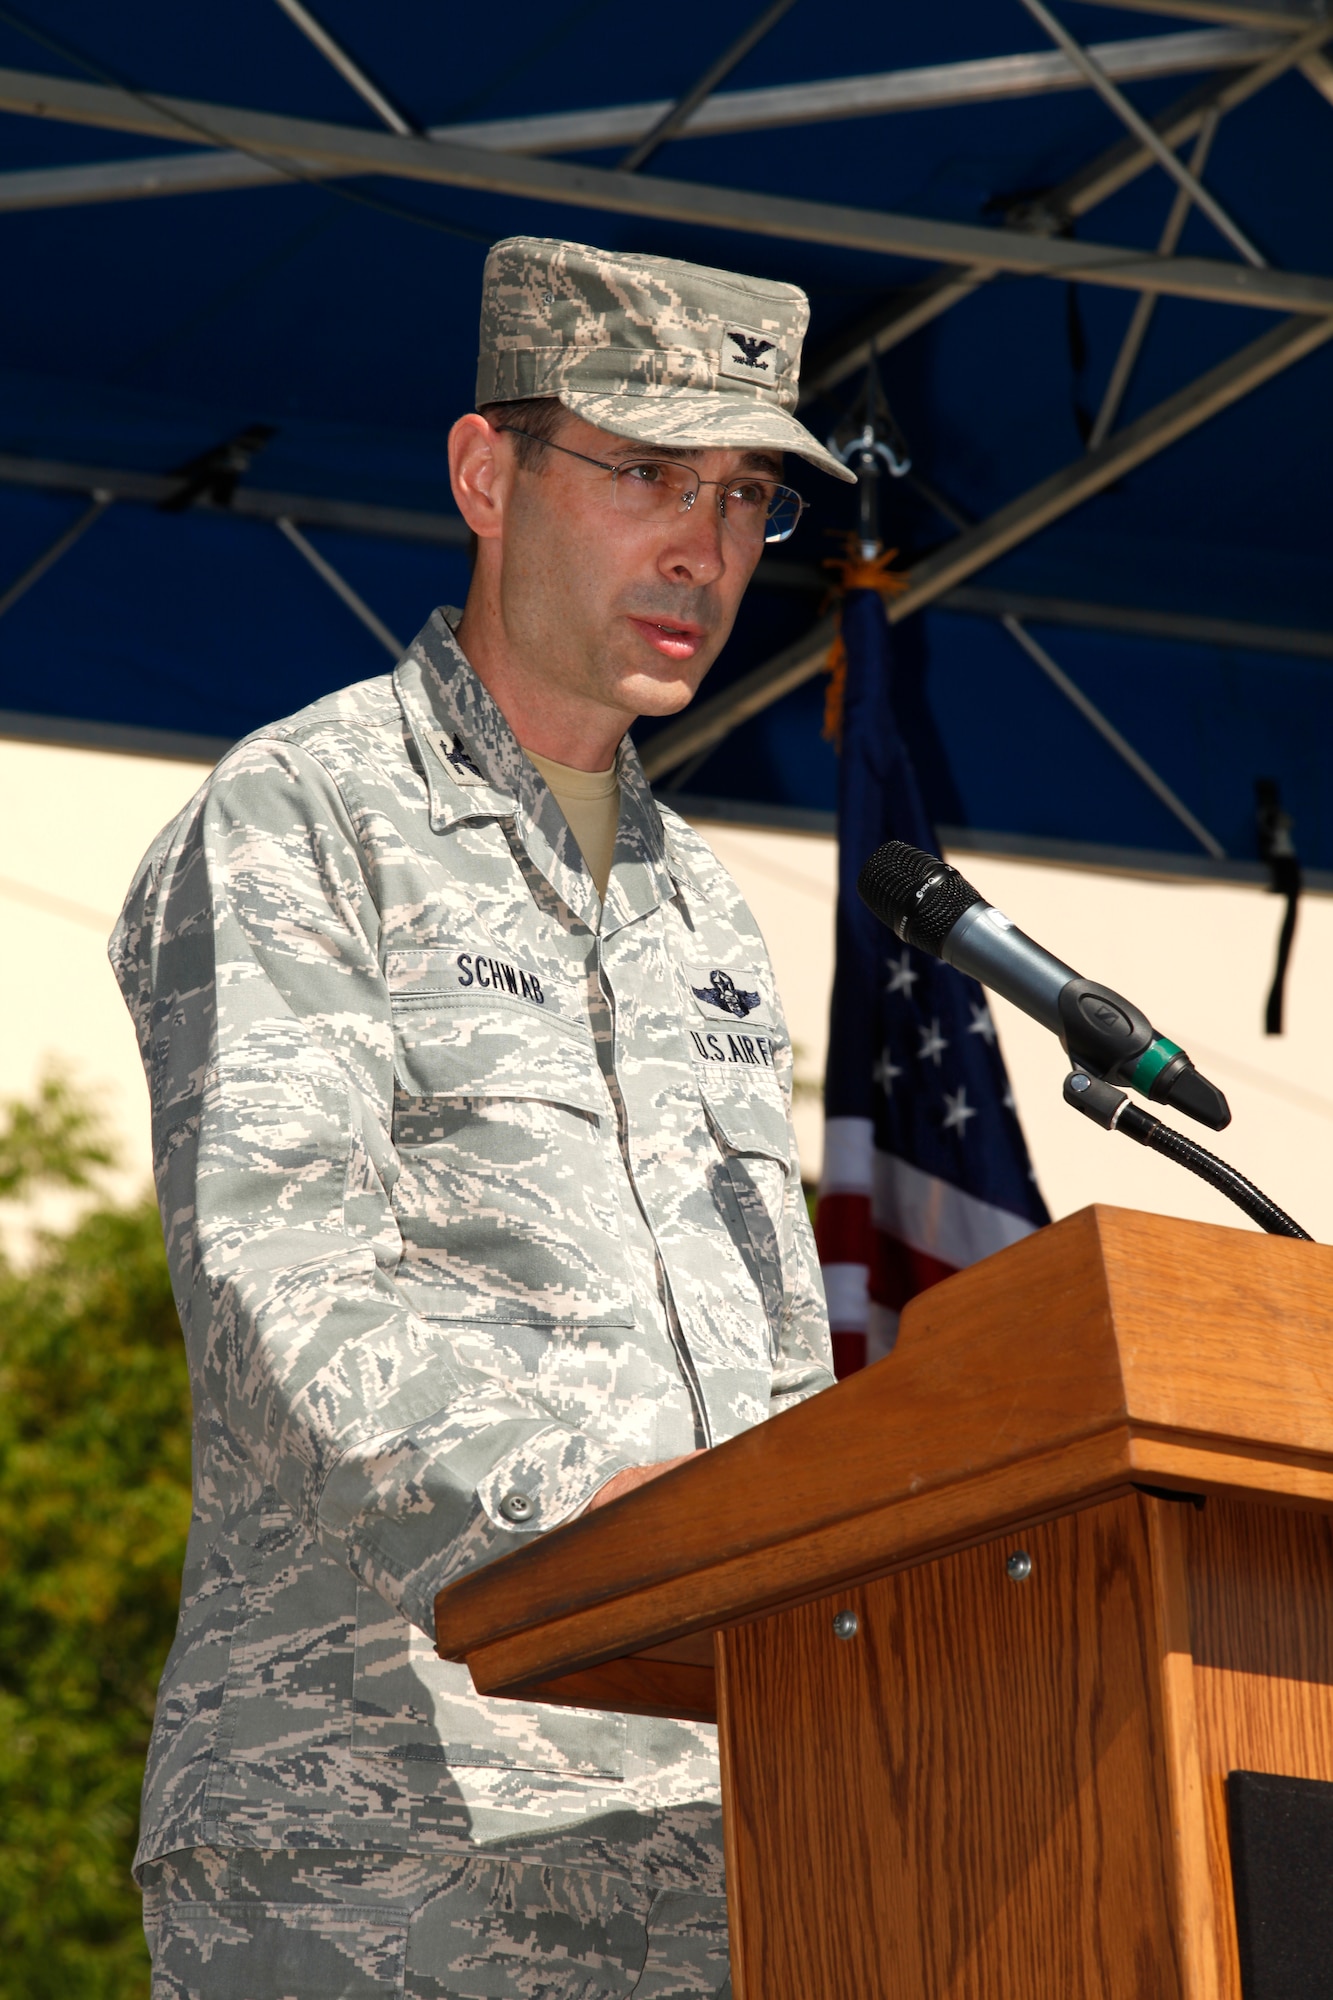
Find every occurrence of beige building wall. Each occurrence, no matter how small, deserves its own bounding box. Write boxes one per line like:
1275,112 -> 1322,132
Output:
0,739 -> 209,1240
0,737 -> 1327,1251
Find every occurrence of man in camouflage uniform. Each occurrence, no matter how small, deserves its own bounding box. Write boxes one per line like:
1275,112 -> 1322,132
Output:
112,236 -> 851,1998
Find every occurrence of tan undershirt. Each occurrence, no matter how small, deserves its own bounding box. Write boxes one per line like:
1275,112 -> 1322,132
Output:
525,748 -> 621,902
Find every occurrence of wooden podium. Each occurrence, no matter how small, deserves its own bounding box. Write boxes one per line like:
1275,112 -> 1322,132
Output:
435,1207 -> 1333,1998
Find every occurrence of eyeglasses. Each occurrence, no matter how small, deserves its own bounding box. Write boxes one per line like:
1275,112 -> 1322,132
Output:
496,427 -> 807,545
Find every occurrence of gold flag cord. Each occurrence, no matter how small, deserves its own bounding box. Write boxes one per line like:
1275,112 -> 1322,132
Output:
820,539 -> 909,748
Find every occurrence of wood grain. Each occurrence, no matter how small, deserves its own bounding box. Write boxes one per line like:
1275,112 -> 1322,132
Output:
461,1434 -> 1134,1699
1144,1499 -> 1223,2000
436,1207 -> 1333,1698
1130,1432 -> 1333,1510
508,1656 -> 717,1722
1102,1224 -> 1333,1456
636,1633 -> 715,1667
719,1494 -> 1184,2000
423,1211 -> 1333,2000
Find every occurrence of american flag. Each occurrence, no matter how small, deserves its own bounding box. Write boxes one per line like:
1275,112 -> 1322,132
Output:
816,587 -> 1050,1378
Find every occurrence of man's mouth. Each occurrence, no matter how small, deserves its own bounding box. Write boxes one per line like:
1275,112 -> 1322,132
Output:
627,615 -> 706,662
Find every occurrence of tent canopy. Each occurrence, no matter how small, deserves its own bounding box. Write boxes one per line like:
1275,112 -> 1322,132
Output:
1,0 -> 1330,870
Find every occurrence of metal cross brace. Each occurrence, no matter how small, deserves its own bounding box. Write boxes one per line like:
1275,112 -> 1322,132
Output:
1088,113 -> 1221,448
1015,0 -> 1266,266
620,0 -> 800,171
0,491 -> 111,623
275,517 -> 404,658
272,0 -> 417,135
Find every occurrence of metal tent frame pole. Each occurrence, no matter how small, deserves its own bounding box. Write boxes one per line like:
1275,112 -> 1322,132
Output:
0,0 -> 1325,838
0,451 -> 1326,659
1016,0 -> 1265,265
888,314 -> 1333,621
657,324 -> 1312,786
1087,115 -> 1221,449
800,18 -> 1331,403
0,28 -> 1295,212
997,615 -> 1225,857
1,68 -> 1330,319
272,0 -> 417,135
275,519 -> 404,659
0,491 -> 111,623
619,0 -> 799,171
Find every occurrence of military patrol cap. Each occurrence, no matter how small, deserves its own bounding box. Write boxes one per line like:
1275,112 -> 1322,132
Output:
476,236 -> 856,483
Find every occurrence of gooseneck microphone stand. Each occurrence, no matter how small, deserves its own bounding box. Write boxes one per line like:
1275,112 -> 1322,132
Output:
1063,1071 -> 1312,1240
851,839 -> 1316,1245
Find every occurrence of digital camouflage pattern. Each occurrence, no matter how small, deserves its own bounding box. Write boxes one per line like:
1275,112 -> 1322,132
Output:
143,1813 -> 730,1997
110,608 -> 833,1884
476,236 -> 855,483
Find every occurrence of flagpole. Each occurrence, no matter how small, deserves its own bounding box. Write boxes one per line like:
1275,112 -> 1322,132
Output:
815,368 -> 1048,1378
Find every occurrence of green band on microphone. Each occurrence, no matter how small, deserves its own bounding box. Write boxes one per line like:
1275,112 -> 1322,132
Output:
1128,1036 -> 1182,1095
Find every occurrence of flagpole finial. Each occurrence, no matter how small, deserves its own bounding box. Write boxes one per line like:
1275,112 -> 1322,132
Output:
826,360 -> 912,558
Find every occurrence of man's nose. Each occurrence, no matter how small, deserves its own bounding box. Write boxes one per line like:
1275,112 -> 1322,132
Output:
657,492 -> 726,586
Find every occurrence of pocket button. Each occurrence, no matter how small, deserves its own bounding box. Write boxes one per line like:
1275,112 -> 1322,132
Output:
500,1490 -> 535,1523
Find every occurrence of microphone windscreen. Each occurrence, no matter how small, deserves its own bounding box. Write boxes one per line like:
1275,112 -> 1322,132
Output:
856,841 -> 984,955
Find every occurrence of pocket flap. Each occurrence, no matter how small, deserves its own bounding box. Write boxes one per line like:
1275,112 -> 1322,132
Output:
700,1074 -> 792,1168
391,985 -> 605,1117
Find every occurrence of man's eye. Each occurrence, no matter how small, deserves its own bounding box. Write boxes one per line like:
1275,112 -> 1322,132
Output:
623,461 -> 668,485
726,481 -> 769,510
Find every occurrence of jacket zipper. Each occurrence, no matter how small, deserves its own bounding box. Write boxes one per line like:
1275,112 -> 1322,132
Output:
593,934 -> 713,1450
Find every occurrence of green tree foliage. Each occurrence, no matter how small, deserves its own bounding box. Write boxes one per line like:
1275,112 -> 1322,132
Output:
0,1069 -> 117,1199
0,1077 -> 188,1999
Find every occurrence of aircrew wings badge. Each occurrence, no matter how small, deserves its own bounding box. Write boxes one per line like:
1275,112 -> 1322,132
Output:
688,965 -> 765,1021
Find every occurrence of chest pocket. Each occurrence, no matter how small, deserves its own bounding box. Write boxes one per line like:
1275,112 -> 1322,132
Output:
387,968 -> 633,1327
700,1073 -> 792,1354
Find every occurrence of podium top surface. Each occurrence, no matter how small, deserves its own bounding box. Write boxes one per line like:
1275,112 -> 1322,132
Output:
435,1205 -> 1333,1704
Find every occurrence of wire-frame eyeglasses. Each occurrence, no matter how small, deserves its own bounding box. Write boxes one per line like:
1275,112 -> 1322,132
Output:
496,428 -> 807,545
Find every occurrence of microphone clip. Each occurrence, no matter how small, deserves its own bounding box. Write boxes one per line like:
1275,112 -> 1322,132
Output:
1057,979 -> 1230,1132
1062,1071 -> 1310,1241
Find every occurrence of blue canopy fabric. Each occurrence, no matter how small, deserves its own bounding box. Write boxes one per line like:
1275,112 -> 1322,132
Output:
0,0 -> 1329,863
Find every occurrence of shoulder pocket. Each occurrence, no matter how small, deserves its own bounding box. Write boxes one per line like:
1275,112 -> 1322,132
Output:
699,1072 -> 792,1170
699,1074 -> 791,1360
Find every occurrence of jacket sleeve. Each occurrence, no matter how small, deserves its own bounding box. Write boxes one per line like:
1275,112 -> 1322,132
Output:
769,1009 -> 837,1417
109,738 -> 635,1641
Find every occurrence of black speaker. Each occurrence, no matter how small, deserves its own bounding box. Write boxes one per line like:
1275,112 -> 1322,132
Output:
1228,1769 -> 1333,1998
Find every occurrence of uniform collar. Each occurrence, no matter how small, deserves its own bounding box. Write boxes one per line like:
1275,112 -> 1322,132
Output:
603,735 -> 677,938
395,607 -> 675,934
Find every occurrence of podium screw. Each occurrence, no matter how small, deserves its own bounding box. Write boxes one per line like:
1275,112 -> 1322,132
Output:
832,1610 -> 860,1640
1006,1550 -> 1033,1582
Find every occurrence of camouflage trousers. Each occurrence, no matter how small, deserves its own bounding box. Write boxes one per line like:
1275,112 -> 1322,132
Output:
141,1808 -> 731,2000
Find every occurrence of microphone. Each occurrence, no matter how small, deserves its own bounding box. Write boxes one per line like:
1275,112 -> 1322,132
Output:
857,841 -> 1230,1131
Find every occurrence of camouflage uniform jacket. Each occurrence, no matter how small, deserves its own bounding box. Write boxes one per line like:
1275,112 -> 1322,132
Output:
111,609 -> 833,1873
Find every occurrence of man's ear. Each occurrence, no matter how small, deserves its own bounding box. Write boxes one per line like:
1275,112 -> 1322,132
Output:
449,414 -> 505,541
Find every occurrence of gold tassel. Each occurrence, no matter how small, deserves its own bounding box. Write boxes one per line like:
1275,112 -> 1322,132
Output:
820,538 -> 909,751
822,630 -> 848,746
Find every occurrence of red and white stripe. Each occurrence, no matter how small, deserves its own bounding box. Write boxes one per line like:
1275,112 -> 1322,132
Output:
816,1116 -> 1039,1375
